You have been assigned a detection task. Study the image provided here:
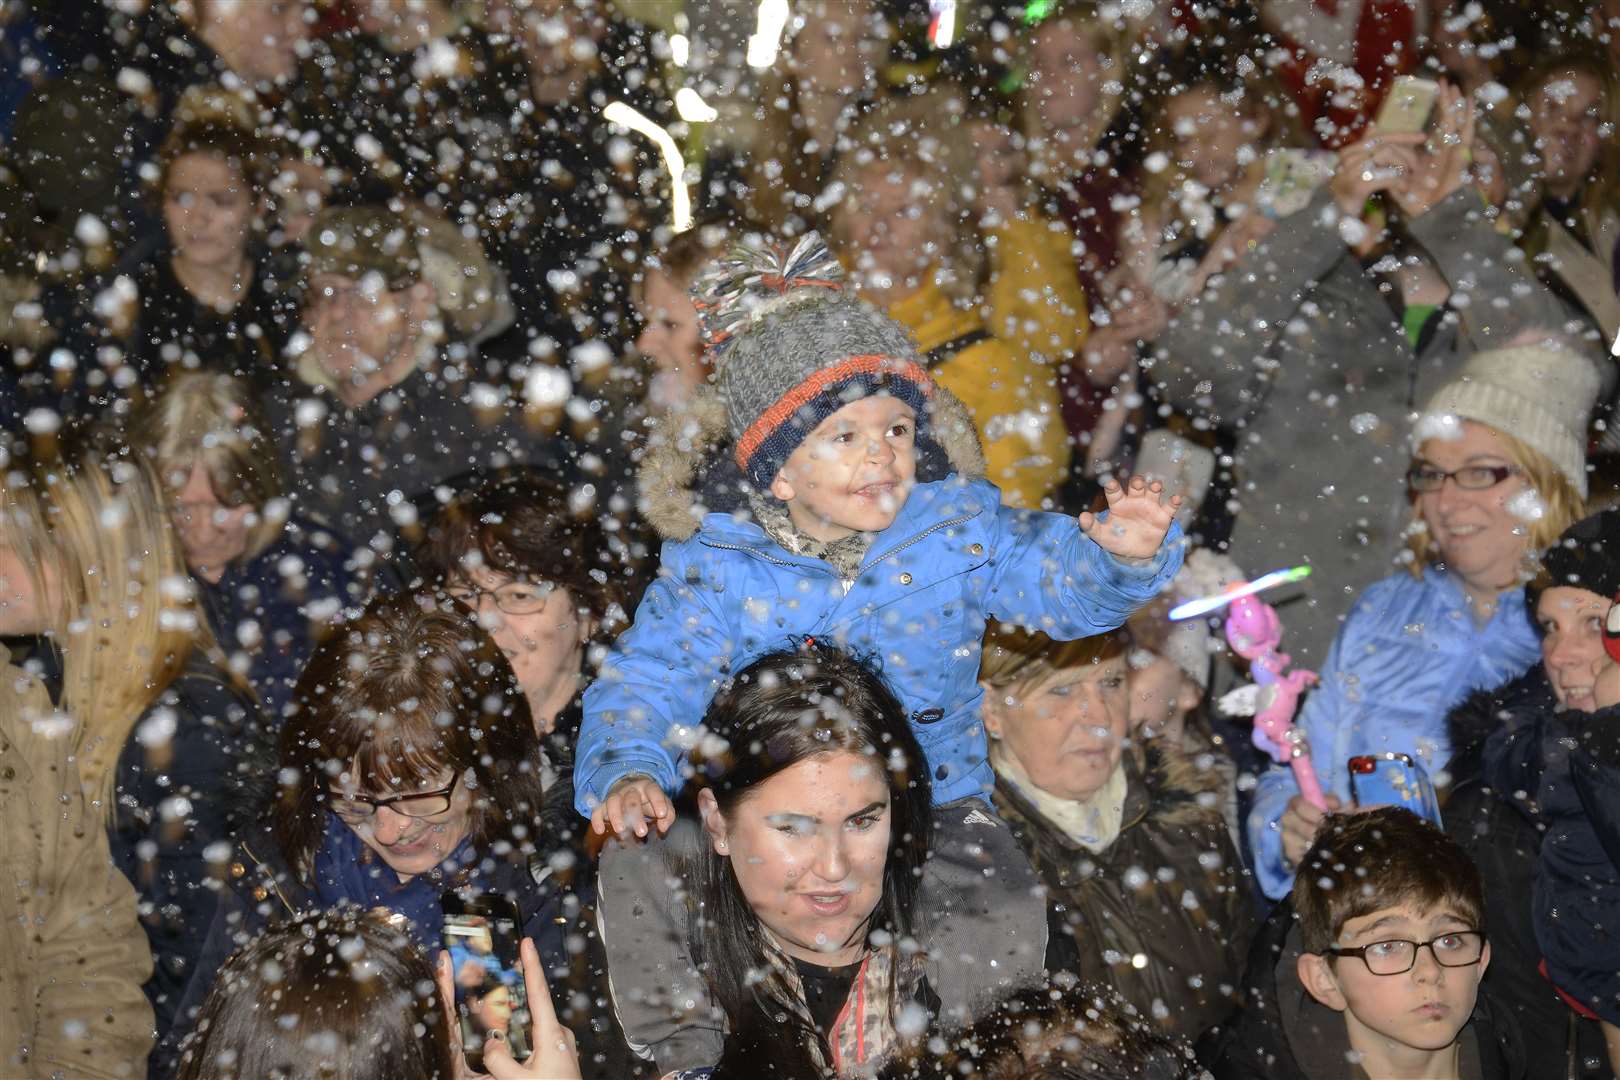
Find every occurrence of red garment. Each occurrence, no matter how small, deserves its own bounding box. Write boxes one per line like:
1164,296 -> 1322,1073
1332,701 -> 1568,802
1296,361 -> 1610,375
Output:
1047,167 -> 1133,446
1266,0 -> 1422,148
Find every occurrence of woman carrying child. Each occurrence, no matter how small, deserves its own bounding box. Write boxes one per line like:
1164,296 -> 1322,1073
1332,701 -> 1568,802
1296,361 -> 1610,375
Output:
580,235 -> 1185,1075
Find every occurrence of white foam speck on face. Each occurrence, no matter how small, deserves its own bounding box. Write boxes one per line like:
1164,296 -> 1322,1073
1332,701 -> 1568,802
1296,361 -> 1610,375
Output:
1412,411 -> 1465,446
1506,488 -> 1545,522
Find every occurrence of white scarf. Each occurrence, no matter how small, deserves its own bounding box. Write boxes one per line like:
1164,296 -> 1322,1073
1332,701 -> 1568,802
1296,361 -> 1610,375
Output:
991,740 -> 1128,853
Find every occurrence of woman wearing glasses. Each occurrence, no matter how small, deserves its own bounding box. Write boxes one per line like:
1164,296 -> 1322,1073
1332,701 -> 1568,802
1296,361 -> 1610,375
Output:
1248,340 -> 1598,900
168,592 -> 633,1077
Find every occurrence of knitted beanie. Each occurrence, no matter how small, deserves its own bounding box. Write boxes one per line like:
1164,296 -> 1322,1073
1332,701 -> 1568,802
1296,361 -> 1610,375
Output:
1416,344 -> 1601,498
694,234 -> 934,490
1526,509 -> 1620,625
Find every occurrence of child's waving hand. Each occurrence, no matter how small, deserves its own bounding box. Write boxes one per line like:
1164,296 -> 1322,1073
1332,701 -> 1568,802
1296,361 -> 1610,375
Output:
1079,475 -> 1181,562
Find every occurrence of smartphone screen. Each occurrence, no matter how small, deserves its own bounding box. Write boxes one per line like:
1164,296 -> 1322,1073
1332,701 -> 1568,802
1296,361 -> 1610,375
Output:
442,893 -> 531,1070
1348,753 -> 1442,826
1374,76 -> 1439,135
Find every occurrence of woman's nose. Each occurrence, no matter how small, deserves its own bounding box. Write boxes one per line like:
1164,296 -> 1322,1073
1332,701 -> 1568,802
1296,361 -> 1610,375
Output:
811,835 -> 851,883
370,805 -> 410,844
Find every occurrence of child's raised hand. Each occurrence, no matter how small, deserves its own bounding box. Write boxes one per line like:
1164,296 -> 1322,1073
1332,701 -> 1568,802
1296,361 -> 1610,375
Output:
590,774 -> 674,840
1079,475 -> 1181,562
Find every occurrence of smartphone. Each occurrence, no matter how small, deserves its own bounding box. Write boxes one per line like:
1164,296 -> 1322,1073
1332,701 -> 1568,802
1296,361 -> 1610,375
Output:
1374,76 -> 1440,135
1348,752 -> 1442,826
442,892 -> 531,1070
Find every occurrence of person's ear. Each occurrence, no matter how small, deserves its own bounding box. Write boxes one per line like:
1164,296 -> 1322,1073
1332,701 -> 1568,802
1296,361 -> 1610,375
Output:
1478,939 -> 1491,979
1175,676 -> 1203,716
980,681 -> 1005,740
1297,953 -> 1348,1012
408,280 -> 438,324
698,788 -> 730,855
769,470 -> 797,503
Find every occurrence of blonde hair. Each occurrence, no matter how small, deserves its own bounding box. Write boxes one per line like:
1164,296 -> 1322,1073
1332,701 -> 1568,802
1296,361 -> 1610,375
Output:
1,456 -> 212,805
1404,426 -> 1587,576
131,372 -> 287,562
979,621 -> 1131,696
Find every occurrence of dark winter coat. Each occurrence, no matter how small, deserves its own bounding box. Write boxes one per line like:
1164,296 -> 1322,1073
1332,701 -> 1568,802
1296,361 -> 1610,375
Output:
1444,669 -> 1616,1078
1200,901 -> 1527,1080
991,743 -> 1256,1042
120,247 -> 298,394
259,349 -> 566,558
106,651 -> 270,1050
163,742 -> 632,1079
1483,678 -> 1620,1027
197,515 -> 363,722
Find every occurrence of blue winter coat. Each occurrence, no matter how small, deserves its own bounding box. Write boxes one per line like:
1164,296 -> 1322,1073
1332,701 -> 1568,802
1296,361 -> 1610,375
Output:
1249,568 -> 1539,898
577,474 -> 1184,812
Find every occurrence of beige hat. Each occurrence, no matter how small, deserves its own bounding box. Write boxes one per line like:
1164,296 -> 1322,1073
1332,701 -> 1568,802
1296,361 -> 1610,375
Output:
1417,344 -> 1602,497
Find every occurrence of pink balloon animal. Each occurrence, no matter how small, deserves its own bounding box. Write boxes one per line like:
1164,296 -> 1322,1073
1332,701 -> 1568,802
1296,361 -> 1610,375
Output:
1225,592 -> 1328,809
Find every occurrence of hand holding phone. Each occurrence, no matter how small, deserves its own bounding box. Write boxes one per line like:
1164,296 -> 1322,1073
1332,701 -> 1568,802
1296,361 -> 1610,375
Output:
437,935 -> 582,1080
442,893 -> 536,1073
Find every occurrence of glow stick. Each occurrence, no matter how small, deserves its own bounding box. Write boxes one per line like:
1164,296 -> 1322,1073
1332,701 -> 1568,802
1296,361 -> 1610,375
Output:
602,102 -> 693,233
1168,565 -> 1313,622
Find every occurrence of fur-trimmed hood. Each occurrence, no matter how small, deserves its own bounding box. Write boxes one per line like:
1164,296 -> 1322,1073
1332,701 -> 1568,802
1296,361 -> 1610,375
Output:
636,383 -> 988,542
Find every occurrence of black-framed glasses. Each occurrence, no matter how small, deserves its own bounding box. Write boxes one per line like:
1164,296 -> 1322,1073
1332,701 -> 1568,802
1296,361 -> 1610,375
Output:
1325,930 -> 1487,976
327,773 -> 459,823
1406,465 -> 1518,493
444,580 -> 554,616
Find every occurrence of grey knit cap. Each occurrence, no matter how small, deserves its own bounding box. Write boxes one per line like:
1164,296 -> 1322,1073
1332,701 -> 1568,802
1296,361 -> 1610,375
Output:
694,234 -> 934,489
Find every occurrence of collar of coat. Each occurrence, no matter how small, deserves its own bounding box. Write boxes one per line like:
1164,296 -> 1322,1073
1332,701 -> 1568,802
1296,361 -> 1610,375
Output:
636,382 -> 987,544
992,739 -> 1227,857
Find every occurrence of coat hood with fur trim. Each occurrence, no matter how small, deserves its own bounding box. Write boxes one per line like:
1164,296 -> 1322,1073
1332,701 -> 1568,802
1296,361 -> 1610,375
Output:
637,383 -> 988,543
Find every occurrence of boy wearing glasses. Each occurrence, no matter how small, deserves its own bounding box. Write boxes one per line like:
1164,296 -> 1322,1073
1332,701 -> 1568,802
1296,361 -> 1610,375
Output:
1205,807 -> 1522,1078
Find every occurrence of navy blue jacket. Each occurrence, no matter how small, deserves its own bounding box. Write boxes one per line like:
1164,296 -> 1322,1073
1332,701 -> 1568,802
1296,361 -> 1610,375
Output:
162,750 -> 634,1078
107,654 -> 268,1050
1483,684 -> 1620,1026
197,516 -> 363,721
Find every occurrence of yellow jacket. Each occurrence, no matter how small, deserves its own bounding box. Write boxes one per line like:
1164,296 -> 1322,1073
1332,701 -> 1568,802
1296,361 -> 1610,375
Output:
889,277 -> 1070,509
984,214 -> 1091,363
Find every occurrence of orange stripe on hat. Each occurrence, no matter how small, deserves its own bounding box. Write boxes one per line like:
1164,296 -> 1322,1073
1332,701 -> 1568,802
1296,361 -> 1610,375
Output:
733,355 -> 934,472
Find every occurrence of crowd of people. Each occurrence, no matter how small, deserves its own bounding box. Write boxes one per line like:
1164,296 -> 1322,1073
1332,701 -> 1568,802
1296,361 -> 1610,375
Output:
3,0 -> 1620,1077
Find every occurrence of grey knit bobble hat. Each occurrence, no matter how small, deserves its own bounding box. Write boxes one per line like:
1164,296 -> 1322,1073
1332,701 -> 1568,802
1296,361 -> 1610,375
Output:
693,234 -> 935,490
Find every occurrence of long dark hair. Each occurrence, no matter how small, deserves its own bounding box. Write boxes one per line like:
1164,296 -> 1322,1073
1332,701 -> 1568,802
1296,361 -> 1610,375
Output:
683,642 -> 933,1076
272,591 -> 548,880
174,908 -> 456,1080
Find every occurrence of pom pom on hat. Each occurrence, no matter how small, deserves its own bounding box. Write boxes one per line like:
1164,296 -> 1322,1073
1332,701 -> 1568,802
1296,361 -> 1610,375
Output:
695,233 -> 934,490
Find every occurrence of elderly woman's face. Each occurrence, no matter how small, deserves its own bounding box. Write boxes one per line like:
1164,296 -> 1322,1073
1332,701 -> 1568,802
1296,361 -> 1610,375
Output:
168,463 -> 252,584
1413,421 -> 1534,598
988,655 -> 1129,803
330,764 -> 475,883
1538,586 -> 1612,712
701,751 -> 891,967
